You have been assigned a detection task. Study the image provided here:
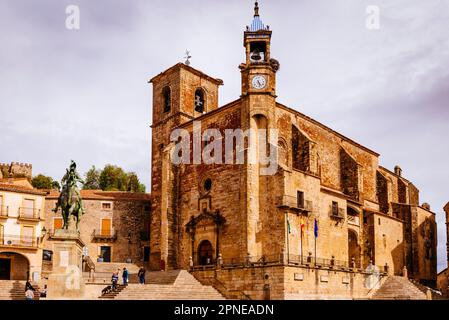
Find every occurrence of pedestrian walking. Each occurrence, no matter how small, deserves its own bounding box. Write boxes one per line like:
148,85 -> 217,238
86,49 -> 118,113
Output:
138,267 -> 146,284
111,271 -> 119,291
122,267 -> 129,286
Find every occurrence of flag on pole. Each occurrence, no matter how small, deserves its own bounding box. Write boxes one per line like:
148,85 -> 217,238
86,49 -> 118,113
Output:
300,217 -> 305,232
314,218 -> 319,238
287,217 -> 291,234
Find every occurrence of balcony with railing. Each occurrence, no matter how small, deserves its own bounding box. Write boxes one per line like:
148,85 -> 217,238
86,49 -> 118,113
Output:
277,195 -> 313,214
347,214 -> 360,226
0,234 -> 40,249
329,206 -> 345,220
0,206 -> 8,219
92,229 -> 117,242
18,207 -> 41,221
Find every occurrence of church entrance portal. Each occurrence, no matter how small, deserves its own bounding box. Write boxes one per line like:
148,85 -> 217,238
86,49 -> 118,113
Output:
198,240 -> 213,266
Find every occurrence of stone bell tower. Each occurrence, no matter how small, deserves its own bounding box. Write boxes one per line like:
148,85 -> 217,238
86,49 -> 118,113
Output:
240,2 -> 281,259
240,1 -> 279,100
149,63 -> 223,270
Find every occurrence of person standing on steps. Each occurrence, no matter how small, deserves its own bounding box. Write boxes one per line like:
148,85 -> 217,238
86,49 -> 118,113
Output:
138,267 -> 146,284
122,267 -> 129,286
25,288 -> 34,301
111,271 -> 119,291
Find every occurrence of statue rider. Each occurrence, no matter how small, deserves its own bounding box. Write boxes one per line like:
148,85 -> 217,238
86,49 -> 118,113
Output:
61,160 -> 85,213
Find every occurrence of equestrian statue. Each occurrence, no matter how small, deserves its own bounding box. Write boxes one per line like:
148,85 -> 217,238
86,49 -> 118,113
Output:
53,160 -> 85,230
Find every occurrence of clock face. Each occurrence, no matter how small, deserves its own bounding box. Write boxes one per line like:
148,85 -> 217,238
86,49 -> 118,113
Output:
252,75 -> 267,89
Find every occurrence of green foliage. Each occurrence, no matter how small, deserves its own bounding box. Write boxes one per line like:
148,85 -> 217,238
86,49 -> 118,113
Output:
83,166 -> 101,190
85,164 -> 146,193
52,180 -> 61,191
31,174 -> 59,190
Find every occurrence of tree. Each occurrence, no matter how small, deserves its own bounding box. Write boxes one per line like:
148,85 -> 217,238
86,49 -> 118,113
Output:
52,180 -> 61,191
84,164 -> 146,193
31,174 -> 57,190
83,166 -> 101,190
127,172 -> 146,193
99,164 -> 128,191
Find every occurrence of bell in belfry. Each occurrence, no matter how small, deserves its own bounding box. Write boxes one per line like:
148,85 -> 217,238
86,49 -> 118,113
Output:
251,48 -> 262,61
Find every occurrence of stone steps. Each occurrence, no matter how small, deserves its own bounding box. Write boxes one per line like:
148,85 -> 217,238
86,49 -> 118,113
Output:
93,262 -> 141,274
0,280 -> 40,300
371,276 -> 427,300
114,270 -> 225,300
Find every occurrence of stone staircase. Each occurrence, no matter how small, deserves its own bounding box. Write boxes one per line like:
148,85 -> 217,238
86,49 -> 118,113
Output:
94,262 -> 141,274
371,276 -> 428,300
85,262 -> 142,284
110,270 -> 225,300
0,280 -> 40,300
98,284 -> 126,299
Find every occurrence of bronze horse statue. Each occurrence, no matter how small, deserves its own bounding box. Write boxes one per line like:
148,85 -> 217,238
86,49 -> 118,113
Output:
53,161 -> 85,230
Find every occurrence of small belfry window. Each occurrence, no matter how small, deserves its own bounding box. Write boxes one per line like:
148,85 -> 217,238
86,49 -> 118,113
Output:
162,86 -> 171,113
194,89 -> 205,113
203,178 -> 212,192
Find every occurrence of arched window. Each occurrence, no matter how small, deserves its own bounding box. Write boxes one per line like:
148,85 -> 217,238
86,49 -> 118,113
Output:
292,126 -> 301,170
162,86 -> 171,113
194,88 -> 205,113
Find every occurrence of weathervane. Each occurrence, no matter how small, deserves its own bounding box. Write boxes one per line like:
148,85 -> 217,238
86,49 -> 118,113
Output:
184,50 -> 192,66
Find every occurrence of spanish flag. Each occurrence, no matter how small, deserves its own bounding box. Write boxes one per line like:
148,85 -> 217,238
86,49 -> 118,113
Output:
300,217 -> 305,232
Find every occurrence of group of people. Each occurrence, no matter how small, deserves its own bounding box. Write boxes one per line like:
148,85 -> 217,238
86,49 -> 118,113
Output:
25,281 -> 47,301
110,267 -> 147,291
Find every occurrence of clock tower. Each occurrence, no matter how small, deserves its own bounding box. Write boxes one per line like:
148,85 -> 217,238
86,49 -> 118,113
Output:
240,2 -> 281,260
240,1 -> 279,98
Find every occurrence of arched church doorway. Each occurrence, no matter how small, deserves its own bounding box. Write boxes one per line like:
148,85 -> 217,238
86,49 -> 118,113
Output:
198,240 -> 213,266
348,230 -> 361,268
0,252 -> 30,280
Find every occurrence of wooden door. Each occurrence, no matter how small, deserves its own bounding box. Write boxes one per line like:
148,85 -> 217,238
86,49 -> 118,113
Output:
101,219 -> 111,236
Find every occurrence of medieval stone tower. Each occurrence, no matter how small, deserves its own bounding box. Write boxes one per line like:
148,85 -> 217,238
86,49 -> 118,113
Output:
149,61 -> 223,269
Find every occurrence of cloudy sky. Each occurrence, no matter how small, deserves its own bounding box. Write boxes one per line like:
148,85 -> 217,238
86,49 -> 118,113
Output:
0,0 -> 448,271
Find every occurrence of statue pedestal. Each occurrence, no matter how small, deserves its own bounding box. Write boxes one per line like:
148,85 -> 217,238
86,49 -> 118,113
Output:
47,229 -> 86,299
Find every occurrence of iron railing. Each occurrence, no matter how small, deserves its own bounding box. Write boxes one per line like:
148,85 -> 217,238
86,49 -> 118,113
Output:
18,207 -> 41,220
347,214 -> 360,226
92,229 -> 118,241
0,206 -> 8,218
203,253 -> 386,274
0,234 -> 40,248
277,196 -> 313,212
329,206 -> 345,219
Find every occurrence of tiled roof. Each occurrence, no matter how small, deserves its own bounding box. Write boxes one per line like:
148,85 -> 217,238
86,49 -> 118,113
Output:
46,189 -> 151,201
249,16 -> 266,32
0,181 -> 47,196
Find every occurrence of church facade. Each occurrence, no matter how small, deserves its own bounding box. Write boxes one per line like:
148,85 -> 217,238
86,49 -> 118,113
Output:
149,3 -> 437,299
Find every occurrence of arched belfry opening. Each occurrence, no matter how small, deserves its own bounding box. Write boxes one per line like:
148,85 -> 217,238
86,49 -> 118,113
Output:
162,86 -> 171,113
194,88 -> 205,113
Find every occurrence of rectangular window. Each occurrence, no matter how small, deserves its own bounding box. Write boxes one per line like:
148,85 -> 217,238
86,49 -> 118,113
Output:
23,199 -> 35,217
297,191 -> 304,209
21,226 -> 34,246
332,201 -> 339,215
102,202 -> 112,210
53,218 -> 63,230
0,196 -> 4,216
101,219 -> 111,236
